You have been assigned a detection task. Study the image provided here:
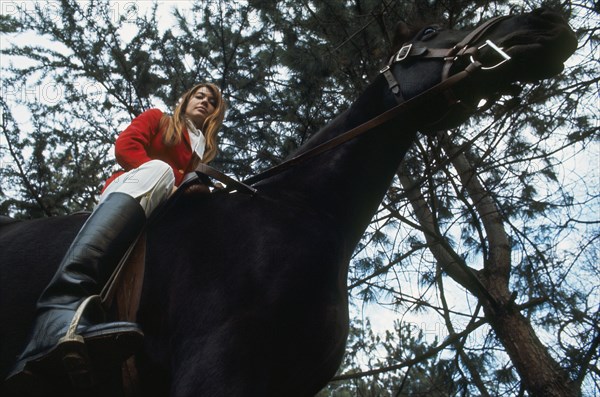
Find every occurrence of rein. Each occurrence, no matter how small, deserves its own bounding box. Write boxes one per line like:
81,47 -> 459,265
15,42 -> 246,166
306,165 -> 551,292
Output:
200,15 -> 512,193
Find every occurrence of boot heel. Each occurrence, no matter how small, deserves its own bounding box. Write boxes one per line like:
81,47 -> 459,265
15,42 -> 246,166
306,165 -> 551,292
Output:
57,295 -> 98,390
59,339 -> 95,390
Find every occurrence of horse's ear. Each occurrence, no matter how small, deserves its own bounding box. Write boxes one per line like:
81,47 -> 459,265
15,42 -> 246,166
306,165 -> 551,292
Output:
392,21 -> 413,48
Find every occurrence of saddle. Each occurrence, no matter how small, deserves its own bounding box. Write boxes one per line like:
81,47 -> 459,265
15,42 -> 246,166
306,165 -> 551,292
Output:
101,233 -> 146,397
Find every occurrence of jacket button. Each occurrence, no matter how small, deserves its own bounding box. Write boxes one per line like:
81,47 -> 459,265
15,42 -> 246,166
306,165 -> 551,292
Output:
178,169 -> 184,174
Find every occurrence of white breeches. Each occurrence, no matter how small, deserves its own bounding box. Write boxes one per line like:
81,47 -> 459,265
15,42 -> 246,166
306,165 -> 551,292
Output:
98,160 -> 175,216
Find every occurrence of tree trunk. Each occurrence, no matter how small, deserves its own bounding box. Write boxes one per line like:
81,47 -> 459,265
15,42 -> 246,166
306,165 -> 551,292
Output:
485,304 -> 577,397
396,132 -> 578,396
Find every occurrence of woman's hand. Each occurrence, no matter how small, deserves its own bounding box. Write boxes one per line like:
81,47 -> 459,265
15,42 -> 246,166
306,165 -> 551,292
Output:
185,183 -> 211,194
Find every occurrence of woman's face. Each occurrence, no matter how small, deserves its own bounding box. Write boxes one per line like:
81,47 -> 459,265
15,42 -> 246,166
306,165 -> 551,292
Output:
185,86 -> 217,128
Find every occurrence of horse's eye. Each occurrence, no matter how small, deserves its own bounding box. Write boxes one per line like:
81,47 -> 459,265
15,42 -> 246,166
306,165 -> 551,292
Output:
421,27 -> 438,39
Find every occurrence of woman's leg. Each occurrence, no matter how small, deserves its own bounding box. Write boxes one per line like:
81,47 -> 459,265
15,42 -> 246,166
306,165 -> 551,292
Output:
6,160 -> 175,389
99,159 -> 176,215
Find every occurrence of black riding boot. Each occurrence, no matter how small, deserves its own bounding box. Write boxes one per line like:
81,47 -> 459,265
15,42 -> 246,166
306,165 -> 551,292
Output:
5,192 -> 146,391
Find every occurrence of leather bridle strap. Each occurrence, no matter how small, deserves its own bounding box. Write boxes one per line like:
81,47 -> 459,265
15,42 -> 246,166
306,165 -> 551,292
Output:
441,16 -> 511,80
194,163 -> 257,195
243,61 -> 482,187
448,15 -> 510,57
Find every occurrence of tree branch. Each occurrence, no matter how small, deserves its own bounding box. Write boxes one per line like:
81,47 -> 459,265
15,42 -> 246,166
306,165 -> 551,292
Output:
0,102 -> 52,217
331,318 -> 487,381
438,131 -> 511,285
396,166 -> 499,307
437,269 -> 491,397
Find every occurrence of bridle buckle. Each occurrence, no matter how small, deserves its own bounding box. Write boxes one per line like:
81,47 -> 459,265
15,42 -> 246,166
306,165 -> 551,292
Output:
394,44 -> 413,63
470,40 -> 511,70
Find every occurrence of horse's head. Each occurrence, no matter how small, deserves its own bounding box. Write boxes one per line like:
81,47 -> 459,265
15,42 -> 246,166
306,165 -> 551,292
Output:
384,8 -> 578,131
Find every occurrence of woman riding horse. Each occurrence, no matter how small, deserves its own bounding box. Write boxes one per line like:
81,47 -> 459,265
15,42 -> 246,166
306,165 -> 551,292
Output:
5,83 -> 227,386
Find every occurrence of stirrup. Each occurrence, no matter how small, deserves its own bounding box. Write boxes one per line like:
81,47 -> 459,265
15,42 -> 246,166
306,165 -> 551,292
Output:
57,295 -> 102,389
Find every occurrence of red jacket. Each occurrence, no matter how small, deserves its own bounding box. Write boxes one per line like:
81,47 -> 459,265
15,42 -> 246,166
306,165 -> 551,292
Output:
103,108 -> 196,191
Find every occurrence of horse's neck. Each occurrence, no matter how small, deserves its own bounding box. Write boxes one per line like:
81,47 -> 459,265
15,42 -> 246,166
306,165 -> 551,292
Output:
264,76 -> 418,246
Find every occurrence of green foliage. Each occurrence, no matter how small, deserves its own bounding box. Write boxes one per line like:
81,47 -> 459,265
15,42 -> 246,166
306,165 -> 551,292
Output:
317,319 -> 457,397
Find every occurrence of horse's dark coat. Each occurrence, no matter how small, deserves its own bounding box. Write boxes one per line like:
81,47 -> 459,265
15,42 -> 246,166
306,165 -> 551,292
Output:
0,9 -> 576,397
0,215 -> 86,376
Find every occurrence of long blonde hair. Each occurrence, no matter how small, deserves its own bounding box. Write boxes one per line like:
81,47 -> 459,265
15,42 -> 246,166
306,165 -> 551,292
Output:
160,83 -> 226,164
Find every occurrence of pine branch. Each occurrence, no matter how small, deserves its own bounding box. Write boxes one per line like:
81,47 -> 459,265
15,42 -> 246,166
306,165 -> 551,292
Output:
437,270 -> 491,397
438,131 -> 511,284
0,103 -> 52,217
396,166 -> 499,307
331,317 -> 487,381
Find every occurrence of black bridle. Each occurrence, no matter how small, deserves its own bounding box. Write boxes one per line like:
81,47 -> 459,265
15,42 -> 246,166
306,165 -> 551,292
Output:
381,16 -> 512,104
378,15 -> 513,132
195,16 -> 513,194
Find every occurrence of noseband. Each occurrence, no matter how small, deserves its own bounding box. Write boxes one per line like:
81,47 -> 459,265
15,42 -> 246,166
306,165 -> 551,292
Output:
235,16 -> 514,189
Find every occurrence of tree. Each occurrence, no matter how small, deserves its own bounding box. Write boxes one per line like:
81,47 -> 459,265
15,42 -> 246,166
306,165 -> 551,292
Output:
1,0 -> 598,395
318,319 -> 459,396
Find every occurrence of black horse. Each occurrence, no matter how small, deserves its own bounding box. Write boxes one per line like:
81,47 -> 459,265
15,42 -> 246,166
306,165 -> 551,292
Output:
0,8 -> 576,397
